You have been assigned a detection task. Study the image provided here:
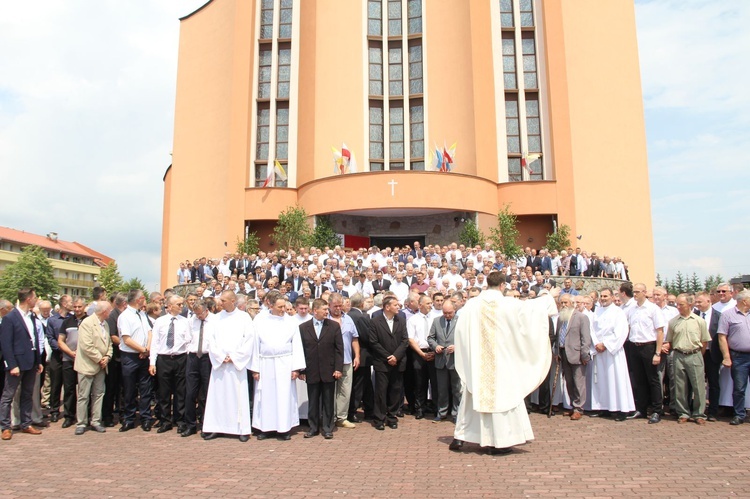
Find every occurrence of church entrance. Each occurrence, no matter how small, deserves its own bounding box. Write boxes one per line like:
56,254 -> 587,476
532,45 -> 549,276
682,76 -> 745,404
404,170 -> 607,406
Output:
369,235 -> 425,250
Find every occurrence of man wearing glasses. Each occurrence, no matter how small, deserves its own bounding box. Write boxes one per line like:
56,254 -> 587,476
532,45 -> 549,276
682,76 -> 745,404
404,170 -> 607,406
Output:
713,283 -> 737,313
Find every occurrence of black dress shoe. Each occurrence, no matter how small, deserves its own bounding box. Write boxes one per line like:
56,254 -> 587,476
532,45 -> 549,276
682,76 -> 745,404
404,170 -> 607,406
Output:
706,415 -> 718,422
347,415 -> 362,423
489,447 -> 513,455
304,431 -> 319,438
119,423 -> 135,432
181,427 -> 197,437
256,432 -> 270,440
203,432 -> 219,440
32,421 -> 50,428
157,424 -> 173,434
239,435 -> 250,442
50,413 -> 60,423
323,432 -> 333,439
103,421 -> 115,428
374,423 -> 385,431
61,419 -> 74,429
414,411 -> 424,420
277,432 -> 291,441
395,409 -> 404,418
387,422 -> 398,429
613,412 -> 627,422
626,411 -> 645,420
648,413 -> 661,424
177,424 -> 187,434
141,422 -> 153,432
730,416 -> 744,425
449,439 -> 464,451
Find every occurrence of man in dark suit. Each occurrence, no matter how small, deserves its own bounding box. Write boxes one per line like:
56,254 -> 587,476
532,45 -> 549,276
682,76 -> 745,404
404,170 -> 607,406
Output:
694,291 -> 722,421
427,301 -> 461,422
555,294 -> 591,420
587,253 -> 602,278
299,299 -> 343,439
371,271 -> 391,296
347,293 -> 375,421
369,296 -> 409,430
191,260 -> 205,283
0,288 -> 44,440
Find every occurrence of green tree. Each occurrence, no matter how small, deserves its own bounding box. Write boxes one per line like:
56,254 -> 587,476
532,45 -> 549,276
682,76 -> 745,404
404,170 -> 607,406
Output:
310,215 -> 342,249
272,205 -> 313,249
123,277 -> 150,298
0,245 -> 59,301
458,220 -> 485,248
488,204 -> 523,259
655,273 -> 663,288
688,272 -> 702,293
673,271 -> 686,294
545,224 -> 571,253
98,262 -> 125,296
236,232 -> 260,255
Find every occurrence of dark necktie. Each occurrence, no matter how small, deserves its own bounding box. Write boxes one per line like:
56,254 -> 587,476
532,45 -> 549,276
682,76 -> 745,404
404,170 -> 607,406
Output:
167,317 -> 175,348
197,319 -> 205,358
701,311 -> 706,320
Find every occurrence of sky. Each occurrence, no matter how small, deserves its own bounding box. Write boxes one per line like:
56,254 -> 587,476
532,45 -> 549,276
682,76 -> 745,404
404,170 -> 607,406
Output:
0,0 -> 747,291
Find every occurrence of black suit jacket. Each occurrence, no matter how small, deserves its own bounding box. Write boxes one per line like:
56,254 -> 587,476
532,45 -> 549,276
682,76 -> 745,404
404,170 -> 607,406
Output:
372,280 -> 391,295
299,318 -> 343,384
348,308 -> 374,367
369,314 -> 409,372
694,308 -> 722,363
0,308 -> 41,372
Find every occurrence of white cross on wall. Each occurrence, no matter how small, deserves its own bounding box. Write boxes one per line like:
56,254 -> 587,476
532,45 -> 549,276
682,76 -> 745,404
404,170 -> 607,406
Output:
388,179 -> 398,196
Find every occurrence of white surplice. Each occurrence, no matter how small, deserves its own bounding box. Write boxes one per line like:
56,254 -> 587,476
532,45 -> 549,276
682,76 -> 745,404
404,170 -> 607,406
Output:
202,308 -> 255,435
454,289 -> 557,449
291,314 -> 312,419
250,314 -> 306,433
589,304 -> 634,412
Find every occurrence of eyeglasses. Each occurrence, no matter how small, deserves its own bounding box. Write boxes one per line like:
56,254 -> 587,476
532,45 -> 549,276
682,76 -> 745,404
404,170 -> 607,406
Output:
717,290 -> 728,294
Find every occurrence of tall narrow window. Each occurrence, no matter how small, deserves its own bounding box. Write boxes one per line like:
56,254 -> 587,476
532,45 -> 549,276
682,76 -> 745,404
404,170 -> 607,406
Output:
369,101 -> 384,171
369,42 -> 383,95
277,42 -> 291,99
276,103 -> 289,161
519,0 -> 534,27
260,0 -> 274,39
526,94 -> 543,180
388,0 -> 402,37
410,99 -> 424,170
407,0 -> 422,34
256,103 -> 270,161
254,164 -> 268,187
505,96 -> 520,155
389,102 -> 404,170
279,0 -> 293,39
408,40 -> 423,94
258,45 -> 272,99
502,33 -> 516,90
368,0 -> 382,36
500,0 -> 514,28
388,42 -> 403,96
522,32 -> 537,89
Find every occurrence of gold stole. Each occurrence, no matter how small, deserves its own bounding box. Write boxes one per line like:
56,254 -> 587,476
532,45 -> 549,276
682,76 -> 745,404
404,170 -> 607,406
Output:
478,301 -> 498,412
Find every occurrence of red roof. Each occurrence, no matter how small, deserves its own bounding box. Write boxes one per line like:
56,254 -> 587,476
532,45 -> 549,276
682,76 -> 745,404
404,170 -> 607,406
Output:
0,226 -> 114,268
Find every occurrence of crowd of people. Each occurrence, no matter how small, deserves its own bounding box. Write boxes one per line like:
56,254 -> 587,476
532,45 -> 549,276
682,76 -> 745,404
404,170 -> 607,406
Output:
0,241 -> 748,455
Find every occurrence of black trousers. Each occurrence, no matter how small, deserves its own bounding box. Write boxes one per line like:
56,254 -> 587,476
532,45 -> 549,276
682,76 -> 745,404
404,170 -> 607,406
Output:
47,350 -> 63,414
306,381 -> 335,434
373,368 -> 402,425
184,353 -> 211,429
411,351 -> 437,414
102,359 -> 122,424
121,352 -> 153,425
156,354 -> 187,425
247,370 -> 255,419
349,362 -> 374,418
0,368 -> 36,430
61,361 -> 78,420
625,341 -> 663,415
402,352 -> 416,412
537,356 -> 555,413
704,351 -> 721,417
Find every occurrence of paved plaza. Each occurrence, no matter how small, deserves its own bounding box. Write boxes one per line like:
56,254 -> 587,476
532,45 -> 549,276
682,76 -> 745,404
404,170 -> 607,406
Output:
0,411 -> 747,498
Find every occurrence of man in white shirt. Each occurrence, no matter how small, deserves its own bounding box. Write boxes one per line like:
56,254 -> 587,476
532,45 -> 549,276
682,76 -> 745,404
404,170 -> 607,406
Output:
149,295 -> 191,434
390,272 -> 409,305
182,301 -> 213,437
406,295 -> 437,420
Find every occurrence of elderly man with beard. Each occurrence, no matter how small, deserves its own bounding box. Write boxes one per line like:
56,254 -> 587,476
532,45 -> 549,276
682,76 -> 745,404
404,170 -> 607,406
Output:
555,294 -> 591,420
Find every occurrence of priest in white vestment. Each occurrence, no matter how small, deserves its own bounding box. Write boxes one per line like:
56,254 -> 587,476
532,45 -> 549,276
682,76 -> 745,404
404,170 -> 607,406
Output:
589,288 -> 635,419
250,296 -> 306,439
451,272 -> 559,455
202,291 -> 255,441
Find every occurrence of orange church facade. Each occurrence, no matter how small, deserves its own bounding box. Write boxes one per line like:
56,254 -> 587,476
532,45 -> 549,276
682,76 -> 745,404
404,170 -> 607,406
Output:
161,0 -> 654,288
